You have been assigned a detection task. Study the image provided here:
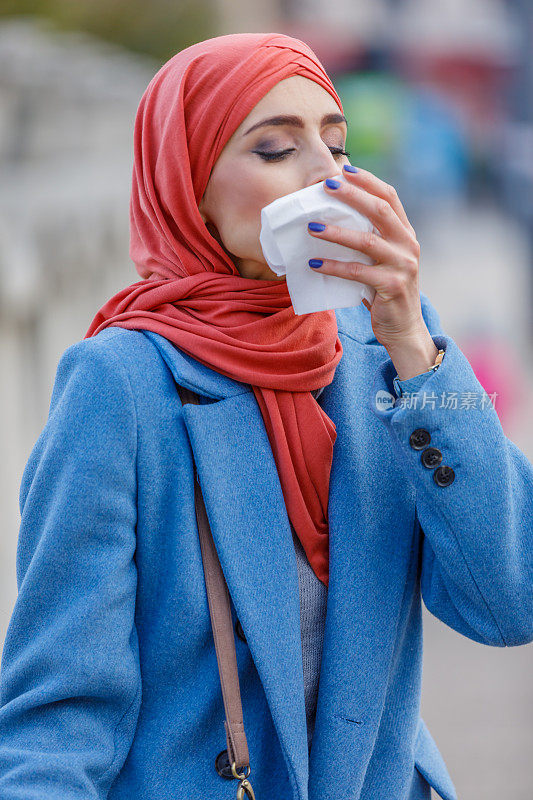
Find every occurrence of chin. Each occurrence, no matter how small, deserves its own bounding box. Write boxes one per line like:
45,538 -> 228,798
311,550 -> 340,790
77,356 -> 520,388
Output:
263,267 -> 285,281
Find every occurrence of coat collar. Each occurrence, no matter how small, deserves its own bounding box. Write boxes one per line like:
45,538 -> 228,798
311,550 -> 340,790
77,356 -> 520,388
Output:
139,303 -> 384,799
140,303 -> 377,402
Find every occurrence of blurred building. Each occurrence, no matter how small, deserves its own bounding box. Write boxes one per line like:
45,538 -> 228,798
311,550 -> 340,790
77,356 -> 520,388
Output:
0,16 -> 157,634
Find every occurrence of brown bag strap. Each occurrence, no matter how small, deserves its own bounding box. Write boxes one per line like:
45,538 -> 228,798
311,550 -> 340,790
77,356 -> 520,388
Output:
177,384 -> 255,798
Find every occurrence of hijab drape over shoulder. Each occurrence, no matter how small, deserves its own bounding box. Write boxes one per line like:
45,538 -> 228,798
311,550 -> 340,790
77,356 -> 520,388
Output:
85,32 -> 345,587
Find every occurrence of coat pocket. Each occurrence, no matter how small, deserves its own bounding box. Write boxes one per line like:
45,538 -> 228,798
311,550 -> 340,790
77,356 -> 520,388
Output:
414,718 -> 458,800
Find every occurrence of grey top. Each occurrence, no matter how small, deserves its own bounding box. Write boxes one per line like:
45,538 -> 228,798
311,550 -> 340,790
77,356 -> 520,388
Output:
291,384 -> 328,752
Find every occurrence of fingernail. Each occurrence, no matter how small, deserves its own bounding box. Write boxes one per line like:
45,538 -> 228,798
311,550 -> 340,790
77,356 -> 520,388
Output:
325,178 -> 341,189
308,222 -> 326,232
343,165 -> 359,173
309,259 -> 323,268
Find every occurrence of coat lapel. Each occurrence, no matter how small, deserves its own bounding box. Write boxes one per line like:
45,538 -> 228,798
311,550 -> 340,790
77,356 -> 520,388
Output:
306,330 -> 419,799
181,392 -> 310,795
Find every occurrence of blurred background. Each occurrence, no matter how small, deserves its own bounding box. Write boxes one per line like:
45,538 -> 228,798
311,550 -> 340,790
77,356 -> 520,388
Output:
0,1 -> 532,798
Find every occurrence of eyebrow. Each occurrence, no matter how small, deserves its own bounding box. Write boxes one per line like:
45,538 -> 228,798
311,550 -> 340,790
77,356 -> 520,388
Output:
243,112 -> 347,136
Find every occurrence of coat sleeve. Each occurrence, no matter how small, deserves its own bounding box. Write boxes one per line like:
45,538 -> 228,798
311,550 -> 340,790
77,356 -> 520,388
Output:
370,291 -> 533,647
0,339 -> 141,798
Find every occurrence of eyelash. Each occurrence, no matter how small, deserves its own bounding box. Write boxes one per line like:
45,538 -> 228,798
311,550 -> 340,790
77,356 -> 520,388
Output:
254,147 -> 351,162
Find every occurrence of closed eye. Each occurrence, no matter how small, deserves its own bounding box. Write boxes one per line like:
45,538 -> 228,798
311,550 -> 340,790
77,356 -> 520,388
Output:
253,147 -> 351,162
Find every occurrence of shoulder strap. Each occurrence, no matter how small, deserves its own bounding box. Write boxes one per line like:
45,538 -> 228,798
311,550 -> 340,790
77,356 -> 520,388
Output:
176,384 -> 255,796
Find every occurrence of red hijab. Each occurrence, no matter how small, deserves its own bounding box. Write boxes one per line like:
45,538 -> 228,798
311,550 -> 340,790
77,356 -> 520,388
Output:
85,32 -> 344,587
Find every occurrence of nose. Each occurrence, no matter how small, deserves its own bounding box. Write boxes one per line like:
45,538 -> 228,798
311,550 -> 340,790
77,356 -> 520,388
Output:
308,142 -> 345,188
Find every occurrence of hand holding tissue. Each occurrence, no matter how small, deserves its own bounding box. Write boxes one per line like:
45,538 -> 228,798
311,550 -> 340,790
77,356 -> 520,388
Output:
259,171 -> 377,315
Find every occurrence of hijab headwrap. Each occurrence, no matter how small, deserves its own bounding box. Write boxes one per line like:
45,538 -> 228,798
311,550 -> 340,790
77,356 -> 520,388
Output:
85,32 -> 345,587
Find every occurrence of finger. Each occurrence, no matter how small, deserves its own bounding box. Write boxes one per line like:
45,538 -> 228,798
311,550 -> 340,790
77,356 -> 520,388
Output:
323,177 -> 412,246
307,222 -> 403,265
339,166 -> 416,236
309,258 -> 401,293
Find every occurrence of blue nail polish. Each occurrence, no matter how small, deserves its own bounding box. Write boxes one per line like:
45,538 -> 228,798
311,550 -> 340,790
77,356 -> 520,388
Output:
343,165 -> 359,173
309,259 -> 323,268
308,222 -> 326,232
325,178 -> 341,189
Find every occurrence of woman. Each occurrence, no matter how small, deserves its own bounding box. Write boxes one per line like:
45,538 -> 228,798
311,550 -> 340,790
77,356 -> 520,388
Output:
0,32 -> 531,800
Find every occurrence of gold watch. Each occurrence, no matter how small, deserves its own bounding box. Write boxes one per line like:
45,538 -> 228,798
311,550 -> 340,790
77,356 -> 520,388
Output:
428,348 -> 445,373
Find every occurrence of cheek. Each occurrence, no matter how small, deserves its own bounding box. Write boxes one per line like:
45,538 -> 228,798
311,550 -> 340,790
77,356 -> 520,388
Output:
207,158 -> 297,258
210,166 -> 271,251
214,159 -> 294,225
239,166 -> 297,212
222,166 -> 271,218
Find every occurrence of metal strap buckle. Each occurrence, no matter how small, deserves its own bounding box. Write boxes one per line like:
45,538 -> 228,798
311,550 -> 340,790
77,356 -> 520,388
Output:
231,763 -> 256,799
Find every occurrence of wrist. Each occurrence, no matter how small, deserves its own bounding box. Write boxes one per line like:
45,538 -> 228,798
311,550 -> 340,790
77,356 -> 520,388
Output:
387,332 -> 439,381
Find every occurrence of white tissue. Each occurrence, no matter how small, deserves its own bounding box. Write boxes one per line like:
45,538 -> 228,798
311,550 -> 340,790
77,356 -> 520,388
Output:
259,172 -> 377,315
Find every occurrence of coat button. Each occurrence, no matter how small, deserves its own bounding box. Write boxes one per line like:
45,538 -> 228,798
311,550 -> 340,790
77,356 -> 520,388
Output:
409,428 -> 431,450
421,446 -> 443,469
235,617 -> 247,643
215,749 -> 234,779
433,465 -> 455,486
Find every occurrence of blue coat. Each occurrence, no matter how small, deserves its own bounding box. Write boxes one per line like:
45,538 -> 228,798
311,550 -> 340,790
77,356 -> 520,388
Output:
1,292 -> 532,800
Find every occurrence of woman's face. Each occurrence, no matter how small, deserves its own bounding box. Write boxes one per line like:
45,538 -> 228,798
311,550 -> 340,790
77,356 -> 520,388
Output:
198,75 -> 351,280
